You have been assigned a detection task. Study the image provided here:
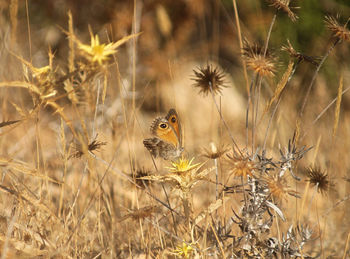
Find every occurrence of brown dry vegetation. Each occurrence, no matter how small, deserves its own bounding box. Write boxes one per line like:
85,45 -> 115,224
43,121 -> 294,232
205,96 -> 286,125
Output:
0,0 -> 350,258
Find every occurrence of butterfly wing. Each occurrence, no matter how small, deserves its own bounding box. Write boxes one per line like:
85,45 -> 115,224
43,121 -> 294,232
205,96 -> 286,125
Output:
149,117 -> 179,147
143,109 -> 183,160
165,109 -> 182,147
143,137 -> 182,160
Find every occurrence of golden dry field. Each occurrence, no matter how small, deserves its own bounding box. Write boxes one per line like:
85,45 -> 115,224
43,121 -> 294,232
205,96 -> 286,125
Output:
0,0 -> 349,258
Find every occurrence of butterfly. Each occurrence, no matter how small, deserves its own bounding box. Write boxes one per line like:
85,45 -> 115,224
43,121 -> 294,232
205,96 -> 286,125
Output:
143,108 -> 183,160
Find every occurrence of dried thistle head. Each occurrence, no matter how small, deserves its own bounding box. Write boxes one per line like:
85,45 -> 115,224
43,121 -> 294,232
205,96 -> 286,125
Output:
70,135 -> 107,159
267,0 -> 299,22
192,64 -> 227,96
18,51 -> 57,99
279,135 -> 311,179
282,40 -> 320,66
202,142 -> 229,160
243,41 -> 276,77
325,15 -> 350,43
226,152 -> 257,179
306,166 -> 334,195
264,174 -> 299,202
119,205 -> 159,222
134,168 -> 153,189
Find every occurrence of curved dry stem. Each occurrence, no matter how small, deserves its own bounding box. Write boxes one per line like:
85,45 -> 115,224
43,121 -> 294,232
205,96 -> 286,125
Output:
232,0 -> 249,95
299,39 -> 340,117
264,12 -> 278,56
209,84 -> 242,155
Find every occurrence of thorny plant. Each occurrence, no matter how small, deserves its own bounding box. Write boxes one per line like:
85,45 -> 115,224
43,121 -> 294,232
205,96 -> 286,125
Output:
221,138 -> 312,258
2,13 -> 139,148
139,134 -> 312,257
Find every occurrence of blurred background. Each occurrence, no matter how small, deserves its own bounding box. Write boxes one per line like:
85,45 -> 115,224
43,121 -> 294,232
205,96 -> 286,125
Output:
2,0 -> 350,90
1,0 -> 349,154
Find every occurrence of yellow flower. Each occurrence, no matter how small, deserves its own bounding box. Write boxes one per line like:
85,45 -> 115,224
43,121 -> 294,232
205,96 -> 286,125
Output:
77,33 -> 141,65
167,157 -> 201,173
173,242 -> 195,258
78,34 -> 117,65
139,157 -> 212,192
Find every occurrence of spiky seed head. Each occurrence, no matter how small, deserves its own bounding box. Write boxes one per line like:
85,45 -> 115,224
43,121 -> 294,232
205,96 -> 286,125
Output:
134,168 -> 153,189
226,153 -> 256,179
267,175 -> 288,202
70,135 -> 106,159
119,205 -> 159,222
325,15 -> 350,43
282,40 -> 320,66
202,142 -> 229,159
264,174 -> 299,202
192,64 -> 227,96
243,41 -> 276,77
306,166 -> 334,195
267,0 -> 299,22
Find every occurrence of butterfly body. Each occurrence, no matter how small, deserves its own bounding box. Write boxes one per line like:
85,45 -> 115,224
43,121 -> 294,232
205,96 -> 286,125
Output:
143,109 -> 183,160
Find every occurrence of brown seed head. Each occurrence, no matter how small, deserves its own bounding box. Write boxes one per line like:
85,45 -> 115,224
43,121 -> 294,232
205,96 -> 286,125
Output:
119,205 -> 159,222
70,135 -> 107,159
226,153 -> 256,179
306,166 -> 334,195
192,64 -> 227,96
267,0 -> 299,22
264,174 -> 299,202
243,42 -> 276,77
202,142 -> 229,160
135,168 -> 153,189
282,40 -> 320,66
325,15 -> 350,42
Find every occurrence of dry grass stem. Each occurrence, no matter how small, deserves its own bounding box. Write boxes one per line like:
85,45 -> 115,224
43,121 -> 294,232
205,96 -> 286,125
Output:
333,74 -> 343,138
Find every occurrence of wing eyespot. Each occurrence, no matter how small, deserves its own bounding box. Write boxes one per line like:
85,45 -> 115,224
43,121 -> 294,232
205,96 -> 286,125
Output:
170,116 -> 176,123
159,123 -> 168,129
